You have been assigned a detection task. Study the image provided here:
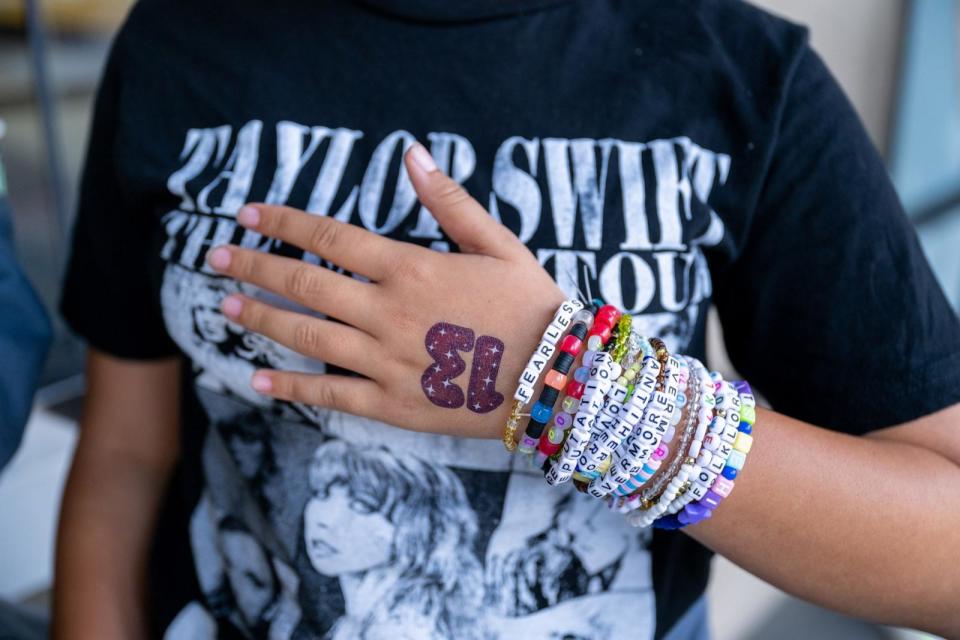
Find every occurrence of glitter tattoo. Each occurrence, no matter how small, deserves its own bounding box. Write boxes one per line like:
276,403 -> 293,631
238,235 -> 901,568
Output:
467,335 -> 505,413
421,322 -> 506,413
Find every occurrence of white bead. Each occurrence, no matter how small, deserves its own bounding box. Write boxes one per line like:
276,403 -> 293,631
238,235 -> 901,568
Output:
721,424 -> 738,444
688,439 -> 702,459
514,384 -> 534,404
518,364 -> 539,387
622,404 -> 645,427
572,309 -> 594,325
608,362 -> 623,380
740,393 -> 756,408
688,482 -> 708,500
543,321 -> 565,345
586,334 -> 604,351
703,432 -> 721,451
707,453 -> 726,475
697,450 -> 714,469
610,382 -> 629,403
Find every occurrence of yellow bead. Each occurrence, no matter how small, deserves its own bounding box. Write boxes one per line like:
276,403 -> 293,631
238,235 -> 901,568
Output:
733,431 -> 753,454
740,405 -> 756,425
623,368 -> 637,381
599,457 -> 611,473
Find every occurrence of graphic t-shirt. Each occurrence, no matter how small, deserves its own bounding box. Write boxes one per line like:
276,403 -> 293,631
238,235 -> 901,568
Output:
60,1 -> 960,638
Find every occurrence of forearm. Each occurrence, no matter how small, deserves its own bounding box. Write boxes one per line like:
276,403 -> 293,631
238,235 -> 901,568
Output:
685,406 -> 960,636
53,440 -> 176,639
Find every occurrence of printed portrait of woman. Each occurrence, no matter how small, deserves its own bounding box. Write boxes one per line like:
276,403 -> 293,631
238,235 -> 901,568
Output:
296,440 -> 489,640
166,515 -> 301,640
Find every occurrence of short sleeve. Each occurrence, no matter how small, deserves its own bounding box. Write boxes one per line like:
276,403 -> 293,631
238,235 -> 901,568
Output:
713,44 -> 960,435
59,34 -> 178,360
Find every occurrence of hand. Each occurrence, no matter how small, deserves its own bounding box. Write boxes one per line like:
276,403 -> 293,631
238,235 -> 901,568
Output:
205,142 -> 566,439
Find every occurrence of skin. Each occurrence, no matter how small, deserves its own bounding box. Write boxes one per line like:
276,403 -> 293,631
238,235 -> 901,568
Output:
54,145 -> 960,638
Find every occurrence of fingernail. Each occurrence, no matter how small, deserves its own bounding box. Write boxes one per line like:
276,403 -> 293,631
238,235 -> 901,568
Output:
207,247 -> 231,270
221,295 -> 243,318
237,205 -> 260,227
251,373 -> 272,393
409,142 -> 438,173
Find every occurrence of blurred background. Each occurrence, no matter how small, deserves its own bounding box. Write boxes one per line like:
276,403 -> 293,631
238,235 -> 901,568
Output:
0,0 -> 956,638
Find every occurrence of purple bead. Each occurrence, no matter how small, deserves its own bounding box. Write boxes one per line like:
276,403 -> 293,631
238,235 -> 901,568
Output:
733,380 -> 752,395
574,366 -> 590,383
681,502 -> 712,525
702,490 -> 723,510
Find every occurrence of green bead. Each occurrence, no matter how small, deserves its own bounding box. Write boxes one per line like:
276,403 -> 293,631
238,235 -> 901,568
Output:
740,405 -> 756,425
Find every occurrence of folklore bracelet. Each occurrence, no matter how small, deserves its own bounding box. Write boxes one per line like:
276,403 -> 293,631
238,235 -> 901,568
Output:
503,299 -> 583,452
655,381 -> 757,529
649,376 -> 739,524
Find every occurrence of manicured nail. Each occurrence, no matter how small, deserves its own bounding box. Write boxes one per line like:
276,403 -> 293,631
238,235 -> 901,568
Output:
237,205 -> 260,227
251,373 -> 272,393
207,247 -> 231,270
409,142 -> 438,173
221,295 -> 243,318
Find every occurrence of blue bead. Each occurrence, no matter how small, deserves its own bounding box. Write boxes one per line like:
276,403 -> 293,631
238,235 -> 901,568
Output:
531,401 -> 553,423
738,422 -> 753,435
721,466 -> 738,480
574,366 -> 590,383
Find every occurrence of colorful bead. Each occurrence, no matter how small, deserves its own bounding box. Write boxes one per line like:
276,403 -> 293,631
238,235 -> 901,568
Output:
726,449 -> 747,470
531,401 -> 553,423
565,380 -> 585,399
559,334 -> 583,355
544,370 -> 567,390
733,431 -> 753,454
586,334 -> 604,351
553,412 -> 572,430
740,405 -> 756,425
652,444 -> 669,461
712,476 -> 734,497
561,396 -> 580,413
573,366 -> 590,383
588,323 -> 613,343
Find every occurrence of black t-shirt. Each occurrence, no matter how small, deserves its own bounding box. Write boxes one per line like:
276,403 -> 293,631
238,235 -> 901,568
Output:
60,1 -> 960,638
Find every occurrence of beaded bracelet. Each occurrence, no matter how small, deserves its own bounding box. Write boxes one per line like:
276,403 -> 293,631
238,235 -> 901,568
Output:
616,357 -> 713,515
655,381 -> 757,529
602,355 -> 696,499
516,305 -> 594,455
586,354 -> 668,497
627,364 -> 726,527
651,377 -> 739,523
504,299 -> 584,452
544,350 -> 617,485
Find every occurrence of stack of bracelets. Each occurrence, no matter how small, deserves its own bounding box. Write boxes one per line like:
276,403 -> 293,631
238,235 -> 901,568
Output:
505,297 -> 757,529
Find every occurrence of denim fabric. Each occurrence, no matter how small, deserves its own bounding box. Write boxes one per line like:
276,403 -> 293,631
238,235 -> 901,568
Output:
0,152 -> 52,471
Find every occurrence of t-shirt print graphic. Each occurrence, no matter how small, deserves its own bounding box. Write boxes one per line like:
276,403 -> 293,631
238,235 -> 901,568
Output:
158,122 -> 730,640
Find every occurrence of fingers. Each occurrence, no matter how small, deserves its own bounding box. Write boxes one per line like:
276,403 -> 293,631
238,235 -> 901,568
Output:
405,142 -> 530,261
221,294 -> 380,378
235,203 -> 403,281
207,245 -> 375,332
250,368 -> 383,419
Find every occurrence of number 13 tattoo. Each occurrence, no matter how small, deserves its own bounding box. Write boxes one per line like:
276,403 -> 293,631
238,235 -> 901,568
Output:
421,322 -> 505,413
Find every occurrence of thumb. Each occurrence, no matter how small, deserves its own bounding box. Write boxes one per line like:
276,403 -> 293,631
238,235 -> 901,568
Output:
405,142 -> 528,260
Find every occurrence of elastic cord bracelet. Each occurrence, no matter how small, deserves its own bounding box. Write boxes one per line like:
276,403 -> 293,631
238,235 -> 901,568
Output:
602,356 -> 696,499
587,354 -> 673,498
543,350 -> 617,485
655,381 -> 756,529
616,356 -> 712,515
516,304 -> 593,455
504,299 -> 585,452
650,377 -> 739,523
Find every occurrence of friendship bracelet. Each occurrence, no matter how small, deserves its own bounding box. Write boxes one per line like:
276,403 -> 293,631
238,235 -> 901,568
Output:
586,355 -> 666,497
651,377 -> 739,522
516,304 -> 593,455
655,381 -> 757,529
544,350 -> 616,485
604,356 -> 698,499
616,356 -> 712,514
628,365 -> 729,527
504,299 -> 585,452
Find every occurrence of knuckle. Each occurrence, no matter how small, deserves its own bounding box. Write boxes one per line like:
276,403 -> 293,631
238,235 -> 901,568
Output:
433,179 -> 471,209
389,253 -> 431,283
292,322 -> 325,355
315,382 -> 340,409
286,265 -> 320,298
308,218 -> 341,253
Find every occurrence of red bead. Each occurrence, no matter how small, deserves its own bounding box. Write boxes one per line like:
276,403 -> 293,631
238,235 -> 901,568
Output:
565,380 -> 585,399
538,433 -> 563,456
559,334 -> 582,355
596,304 -> 621,326
587,323 -> 613,343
